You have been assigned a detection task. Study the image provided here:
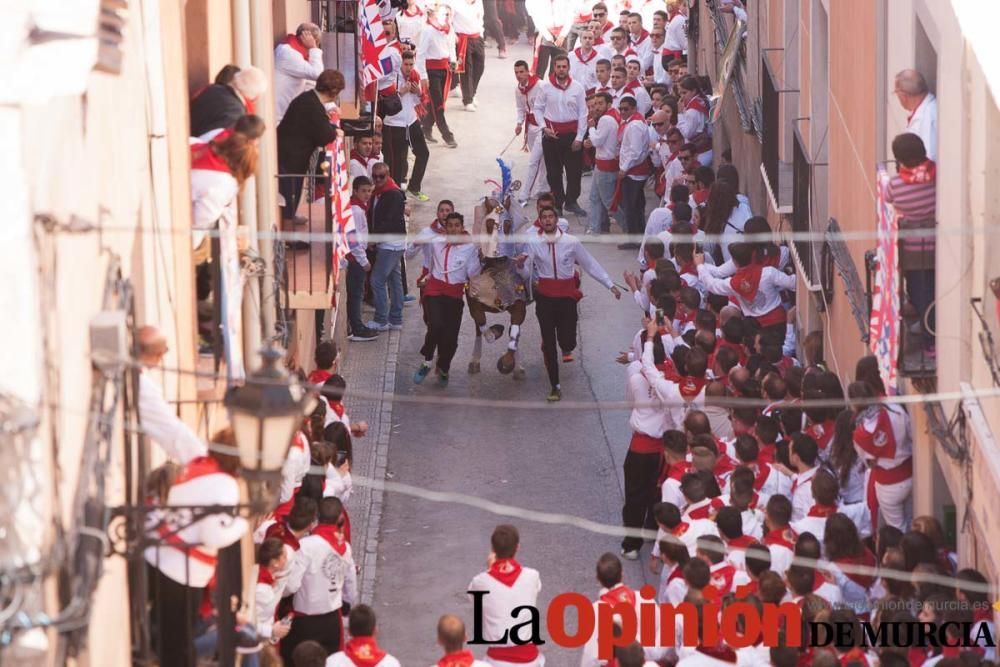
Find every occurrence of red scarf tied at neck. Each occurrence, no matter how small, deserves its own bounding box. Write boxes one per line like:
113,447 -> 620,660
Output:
730,264 -> 764,301
518,73 -> 541,96
488,558 -> 523,587
898,158 -> 936,184
548,73 -> 573,91
344,637 -> 388,667
437,650 -> 476,667
372,175 -> 401,196
282,34 -> 309,60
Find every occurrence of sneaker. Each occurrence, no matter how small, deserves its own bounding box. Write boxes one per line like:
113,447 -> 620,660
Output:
424,133 -> 438,144
367,320 -> 390,332
349,328 -> 379,342
498,49 -> 508,59
546,387 -> 562,402
463,102 -> 477,111
407,190 -> 430,202
438,370 -> 449,386
620,548 -> 640,561
389,322 -> 404,331
444,137 -> 458,148
562,352 -> 575,363
403,294 -> 418,303
413,364 -> 431,384
564,202 -> 588,216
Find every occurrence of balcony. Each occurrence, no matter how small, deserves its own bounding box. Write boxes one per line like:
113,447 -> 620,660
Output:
897,217 -> 936,376
277,166 -> 334,311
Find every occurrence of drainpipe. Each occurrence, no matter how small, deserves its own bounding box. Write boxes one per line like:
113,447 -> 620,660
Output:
250,0 -> 278,345
233,0 -> 264,359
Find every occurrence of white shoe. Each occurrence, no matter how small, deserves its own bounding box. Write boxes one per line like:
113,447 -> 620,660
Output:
620,548 -> 639,561
366,320 -> 390,332
463,102 -> 477,111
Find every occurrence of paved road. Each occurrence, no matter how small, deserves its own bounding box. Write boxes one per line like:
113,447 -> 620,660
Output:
368,43 -> 660,665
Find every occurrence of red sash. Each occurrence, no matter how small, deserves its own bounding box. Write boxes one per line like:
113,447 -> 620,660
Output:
630,431 -> 662,454
456,32 -> 480,74
536,277 -> 583,301
487,558 -> 522,587
344,637 -> 388,667
546,120 -> 579,134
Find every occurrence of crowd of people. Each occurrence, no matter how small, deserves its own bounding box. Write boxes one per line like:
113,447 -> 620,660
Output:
160,0 -> 963,665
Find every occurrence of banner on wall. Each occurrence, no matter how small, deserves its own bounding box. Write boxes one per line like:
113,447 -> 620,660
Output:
869,165 -> 900,395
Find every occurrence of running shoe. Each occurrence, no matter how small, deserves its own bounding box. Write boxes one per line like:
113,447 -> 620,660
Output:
349,328 -> 379,342
620,548 -> 639,561
438,370 -> 450,386
546,387 -> 562,402
413,365 -> 431,384
407,190 -> 430,202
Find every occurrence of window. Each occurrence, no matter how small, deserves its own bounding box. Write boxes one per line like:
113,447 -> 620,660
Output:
762,54 -> 780,200
791,127 -> 818,287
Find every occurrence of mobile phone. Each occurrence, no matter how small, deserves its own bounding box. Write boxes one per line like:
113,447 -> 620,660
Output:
281,614 -> 293,625
335,449 -> 349,467
655,308 -> 665,326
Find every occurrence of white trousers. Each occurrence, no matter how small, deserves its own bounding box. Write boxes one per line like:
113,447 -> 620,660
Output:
875,477 -> 913,532
522,124 -> 548,199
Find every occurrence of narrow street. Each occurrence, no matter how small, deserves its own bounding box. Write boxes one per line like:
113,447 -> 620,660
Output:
363,43 -> 658,664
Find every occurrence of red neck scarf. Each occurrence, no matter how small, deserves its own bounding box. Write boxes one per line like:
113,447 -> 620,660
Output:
351,150 -> 374,167
834,549 -> 877,590
677,260 -> 697,276
372,175 -> 401,196
404,4 -> 423,16
763,527 -> 797,550
548,73 -> 573,91
257,567 -> 275,586
727,534 -> 756,550
684,94 -> 708,115
599,583 -> 637,607
678,375 -> 706,400
283,34 -> 309,60
431,220 -> 446,234
730,264 -> 764,301
329,399 -> 346,418
488,558 -> 522,587
631,29 -> 650,44
428,15 -> 451,33
807,504 -> 838,518
616,110 -> 644,140
312,523 -> 347,556
898,159 -> 936,184
669,521 -> 690,537
696,645 -> 738,663
437,650 -> 476,667
173,456 -> 227,485
191,144 -> 232,174
344,637 -> 388,667
623,78 -> 642,94
265,520 -> 301,551
350,195 -> 369,212
574,46 -> 598,63
518,73 -> 541,96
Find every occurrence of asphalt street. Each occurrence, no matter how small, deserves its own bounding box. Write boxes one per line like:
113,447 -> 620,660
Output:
369,41 -> 661,665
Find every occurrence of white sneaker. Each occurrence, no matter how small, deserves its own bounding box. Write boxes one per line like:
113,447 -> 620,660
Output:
389,323 -> 404,331
464,102 -> 477,111
620,548 -> 639,561
367,320 -> 390,332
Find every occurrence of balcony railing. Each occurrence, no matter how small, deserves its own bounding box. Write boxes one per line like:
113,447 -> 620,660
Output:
276,155 -> 334,313
897,216 -> 936,376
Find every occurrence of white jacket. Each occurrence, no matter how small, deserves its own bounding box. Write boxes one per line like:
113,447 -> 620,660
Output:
274,41 -> 324,123
284,529 -> 358,615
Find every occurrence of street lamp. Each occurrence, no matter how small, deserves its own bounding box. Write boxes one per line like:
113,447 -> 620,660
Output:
224,345 -> 316,512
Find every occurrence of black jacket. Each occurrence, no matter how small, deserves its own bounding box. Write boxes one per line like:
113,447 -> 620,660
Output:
190,84 -> 247,137
369,187 -> 407,237
277,90 -> 337,174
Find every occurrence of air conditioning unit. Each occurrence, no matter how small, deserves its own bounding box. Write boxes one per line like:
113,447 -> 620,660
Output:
90,310 -> 128,374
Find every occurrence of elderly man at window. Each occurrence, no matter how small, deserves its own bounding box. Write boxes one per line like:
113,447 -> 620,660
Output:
894,68 -> 937,161
137,325 -> 207,464
274,22 -> 325,123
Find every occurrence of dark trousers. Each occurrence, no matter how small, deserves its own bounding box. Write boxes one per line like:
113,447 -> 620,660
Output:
906,269 -> 936,345
346,260 -> 367,333
460,37 -> 486,104
278,164 -> 304,221
535,294 -> 578,388
147,565 -> 203,667
483,0 -> 506,45
382,121 -> 429,193
421,295 -> 465,372
280,609 -> 343,663
621,449 -> 662,552
542,132 -> 583,210
535,43 -> 561,78
421,69 -> 454,141
622,176 -> 648,236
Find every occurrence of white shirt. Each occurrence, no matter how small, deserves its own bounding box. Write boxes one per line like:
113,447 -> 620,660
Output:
629,31 -> 654,72
427,239 -> 483,285
278,433 -> 312,504
138,371 -> 208,464
349,203 -> 371,267
143,466 -> 249,587
451,0 -> 485,35
627,361 -> 673,436
467,564 -> 543,656
255,574 -> 284,642
677,101 -> 707,144
906,92 -> 937,161
525,0 -> 576,43
580,584 -> 669,666
384,71 -> 421,128
664,15 -> 688,53
533,78 -> 589,141
618,114 -> 651,179
568,47 -> 600,91
612,83 -> 652,115
190,163 -> 238,248
284,530 -> 358,615
349,153 -> 377,181
515,77 -> 544,126
789,465 -> 819,522
590,113 -> 621,163
640,340 -> 705,427
416,23 -> 457,77
697,263 -> 795,318
397,4 -> 427,44
520,229 -> 615,288
652,518 -> 719,558
274,42 -> 325,123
